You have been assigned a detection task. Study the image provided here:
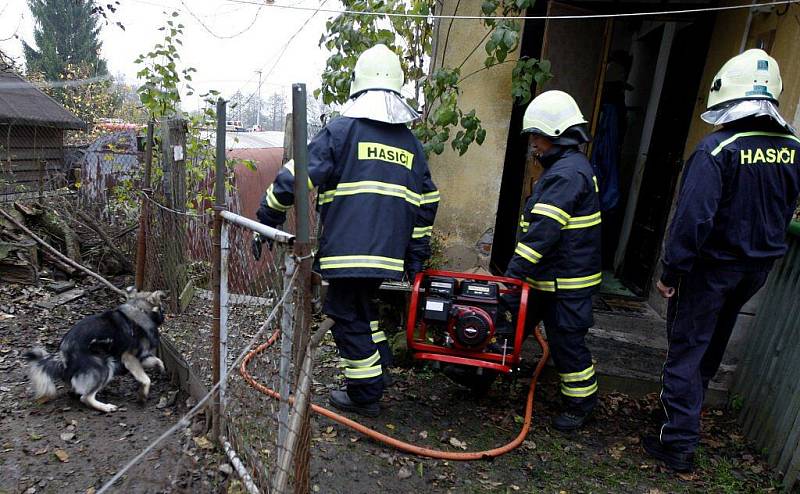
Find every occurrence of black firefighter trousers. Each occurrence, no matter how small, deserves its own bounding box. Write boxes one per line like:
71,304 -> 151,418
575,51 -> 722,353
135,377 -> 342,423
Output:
323,278 -> 392,404
507,292 -> 598,414
659,265 -> 768,453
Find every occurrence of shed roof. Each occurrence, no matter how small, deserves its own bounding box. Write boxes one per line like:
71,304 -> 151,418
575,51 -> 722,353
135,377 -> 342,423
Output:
0,70 -> 86,130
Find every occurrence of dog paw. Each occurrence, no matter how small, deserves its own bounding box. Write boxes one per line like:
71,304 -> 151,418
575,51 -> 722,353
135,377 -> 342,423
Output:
101,403 -> 118,413
138,384 -> 150,403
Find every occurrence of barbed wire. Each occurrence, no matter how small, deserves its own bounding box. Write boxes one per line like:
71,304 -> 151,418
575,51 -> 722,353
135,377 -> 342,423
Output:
228,0 -> 799,20
139,190 -> 206,218
97,264 -> 300,494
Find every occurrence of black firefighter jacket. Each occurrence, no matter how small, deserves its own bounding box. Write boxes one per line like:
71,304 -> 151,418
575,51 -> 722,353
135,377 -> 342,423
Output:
505,146 -> 602,299
257,116 -> 439,281
660,118 -> 800,286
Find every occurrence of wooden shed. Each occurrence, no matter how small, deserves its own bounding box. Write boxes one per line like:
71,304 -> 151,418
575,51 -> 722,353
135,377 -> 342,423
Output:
0,69 -> 86,197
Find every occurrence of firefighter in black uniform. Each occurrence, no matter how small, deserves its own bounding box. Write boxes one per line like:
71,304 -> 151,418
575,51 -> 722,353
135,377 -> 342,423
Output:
253,44 -> 438,418
644,49 -> 800,472
504,90 -> 602,431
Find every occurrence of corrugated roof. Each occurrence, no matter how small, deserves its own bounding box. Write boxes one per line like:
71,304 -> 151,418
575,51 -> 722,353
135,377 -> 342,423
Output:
0,70 -> 86,129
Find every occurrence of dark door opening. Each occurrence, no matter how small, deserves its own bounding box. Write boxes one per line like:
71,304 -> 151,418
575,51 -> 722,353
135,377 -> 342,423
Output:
490,5 -> 714,300
619,18 -> 714,294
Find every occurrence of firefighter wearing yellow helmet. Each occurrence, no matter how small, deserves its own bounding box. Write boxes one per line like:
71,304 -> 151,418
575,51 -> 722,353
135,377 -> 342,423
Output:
644,49 -> 800,473
255,44 -> 438,417
504,90 -> 602,431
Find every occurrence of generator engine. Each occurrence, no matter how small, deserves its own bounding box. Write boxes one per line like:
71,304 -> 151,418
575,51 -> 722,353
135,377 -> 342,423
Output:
422,276 -> 503,351
406,270 -> 529,374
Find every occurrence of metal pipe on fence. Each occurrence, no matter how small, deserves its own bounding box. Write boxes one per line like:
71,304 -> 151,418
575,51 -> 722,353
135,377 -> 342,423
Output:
220,210 -> 295,244
290,82 -> 313,494
272,320 -> 334,493
212,98 -> 227,442
219,221 -> 230,411
135,120 -> 154,290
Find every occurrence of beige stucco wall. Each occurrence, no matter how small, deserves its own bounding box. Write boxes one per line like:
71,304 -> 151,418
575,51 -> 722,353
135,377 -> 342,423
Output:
429,1 -> 520,269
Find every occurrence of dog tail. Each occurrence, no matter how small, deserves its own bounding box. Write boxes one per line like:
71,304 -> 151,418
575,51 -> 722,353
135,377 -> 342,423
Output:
24,348 -> 65,399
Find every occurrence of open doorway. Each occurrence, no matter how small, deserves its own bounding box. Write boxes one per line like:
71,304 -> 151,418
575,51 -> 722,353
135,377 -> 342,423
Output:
491,2 -> 714,299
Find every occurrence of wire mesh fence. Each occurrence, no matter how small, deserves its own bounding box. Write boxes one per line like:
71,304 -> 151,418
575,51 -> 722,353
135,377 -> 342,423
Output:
1,87 -> 319,491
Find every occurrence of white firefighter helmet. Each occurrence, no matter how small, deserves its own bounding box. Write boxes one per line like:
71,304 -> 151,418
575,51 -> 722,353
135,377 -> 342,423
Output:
521,90 -> 590,144
349,44 -> 404,97
707,48 -> 783,109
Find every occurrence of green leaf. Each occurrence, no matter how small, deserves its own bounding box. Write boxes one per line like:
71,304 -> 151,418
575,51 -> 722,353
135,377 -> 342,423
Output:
476,128 -> 487,145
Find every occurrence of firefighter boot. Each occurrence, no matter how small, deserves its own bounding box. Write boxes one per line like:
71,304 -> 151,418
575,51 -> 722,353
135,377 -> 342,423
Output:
551,409 -> 591,432
642,436 -> 695,472
329,390 -> 380,418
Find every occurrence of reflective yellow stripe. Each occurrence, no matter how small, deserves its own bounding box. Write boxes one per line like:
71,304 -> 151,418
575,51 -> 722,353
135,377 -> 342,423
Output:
318,181 -> 422,207
514,243 -> 542,264
266,185 -> 291,212
358,142 -> 414,169
556,273 -> 602,290
420,190 -> 440,204
563,211 -> 601,230
532,203 -> 570,226
412,226 -> 433,239
561,382 -> 598,398
344,364 -> 383,380
319,255 -> 405,271
370,320 -> 379,331
524,277 -> 555,292
592,176 -> 599,193
341,350 -> 381,369
710,131 -> 800,156
560,365 -> 596,383
372,331 -> 387,344
283,159 -> 314,189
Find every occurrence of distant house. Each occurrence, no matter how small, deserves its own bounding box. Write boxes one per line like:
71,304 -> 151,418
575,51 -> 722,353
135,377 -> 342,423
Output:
0,69 -> 85,198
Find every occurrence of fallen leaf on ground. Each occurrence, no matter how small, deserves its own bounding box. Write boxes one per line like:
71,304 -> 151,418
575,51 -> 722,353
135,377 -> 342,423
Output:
54,449 -> 70,462
419,430 -> 428,439
385,424 -> 396,430
449,437 -> 467,450
193,436 -> 213,450
397,466 -> 412,479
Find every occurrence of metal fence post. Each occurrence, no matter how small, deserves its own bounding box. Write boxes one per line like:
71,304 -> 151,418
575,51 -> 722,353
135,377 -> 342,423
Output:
212,98 -> 227,442
277,253 -> 296,454
135,120 -> 154,290
290,82 -> 313,494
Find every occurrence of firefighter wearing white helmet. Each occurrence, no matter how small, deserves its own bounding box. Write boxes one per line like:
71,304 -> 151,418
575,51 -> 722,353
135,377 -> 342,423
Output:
645,49 -> 800,473
504,90 -> 601,431
255,44 -> 438,417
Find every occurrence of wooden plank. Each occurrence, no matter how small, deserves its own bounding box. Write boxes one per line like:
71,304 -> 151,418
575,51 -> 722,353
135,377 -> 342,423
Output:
0,148 -> 64,160
35,288 -> 85,309
2,161 -> 63,173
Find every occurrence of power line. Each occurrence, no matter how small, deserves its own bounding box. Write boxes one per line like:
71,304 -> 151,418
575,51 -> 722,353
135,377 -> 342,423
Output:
178,0 -> 265,39
226,0 -> 799,21
236,0 -> 329,105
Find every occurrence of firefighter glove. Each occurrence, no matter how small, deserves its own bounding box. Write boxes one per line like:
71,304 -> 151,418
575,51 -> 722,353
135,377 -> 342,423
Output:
251,231 -> 273,260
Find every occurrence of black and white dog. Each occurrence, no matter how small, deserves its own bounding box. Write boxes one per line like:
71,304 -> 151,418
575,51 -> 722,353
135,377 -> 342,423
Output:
24,288 -> 168,413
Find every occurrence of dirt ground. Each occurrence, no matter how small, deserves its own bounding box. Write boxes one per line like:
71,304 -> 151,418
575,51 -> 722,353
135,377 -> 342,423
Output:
0,279 -> 786,494
0,279 -> 229,494
302,337 -> 783,494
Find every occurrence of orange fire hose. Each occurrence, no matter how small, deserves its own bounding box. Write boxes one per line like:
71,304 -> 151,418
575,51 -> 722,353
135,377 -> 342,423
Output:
239,326 -> 549,460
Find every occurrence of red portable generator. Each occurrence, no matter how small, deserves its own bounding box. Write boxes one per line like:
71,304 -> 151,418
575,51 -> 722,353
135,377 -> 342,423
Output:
405,270 -> 529,374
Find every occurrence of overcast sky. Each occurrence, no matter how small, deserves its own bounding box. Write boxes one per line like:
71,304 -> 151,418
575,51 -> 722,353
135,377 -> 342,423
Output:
0,0 -> 335,111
